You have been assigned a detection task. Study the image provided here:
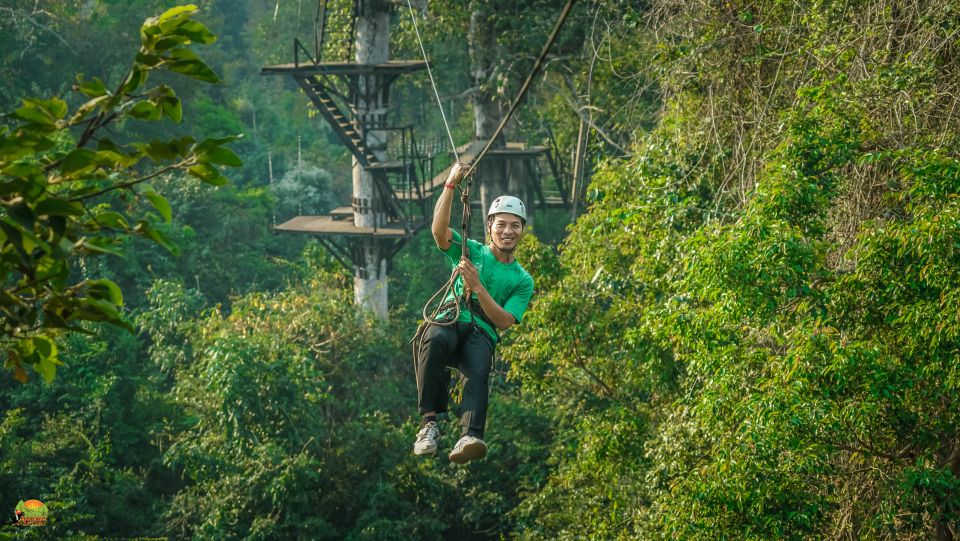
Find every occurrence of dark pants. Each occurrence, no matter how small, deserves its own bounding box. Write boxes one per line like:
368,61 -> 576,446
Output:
416,322 -> 495,439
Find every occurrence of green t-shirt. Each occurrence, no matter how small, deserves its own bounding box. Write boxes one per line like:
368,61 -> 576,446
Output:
440,229 -> 534,344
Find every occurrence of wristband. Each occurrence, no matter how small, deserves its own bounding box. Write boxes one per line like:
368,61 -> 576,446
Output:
444,182 -> 456,189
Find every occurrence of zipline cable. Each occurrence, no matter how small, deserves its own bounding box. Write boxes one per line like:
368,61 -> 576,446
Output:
404,0 -> 460,163
465,0 -> 577,177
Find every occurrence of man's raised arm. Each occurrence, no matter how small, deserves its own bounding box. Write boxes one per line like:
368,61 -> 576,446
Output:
432,162 -> 466,250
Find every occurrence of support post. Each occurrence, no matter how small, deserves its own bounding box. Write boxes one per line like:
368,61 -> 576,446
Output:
352,0 -> 391,319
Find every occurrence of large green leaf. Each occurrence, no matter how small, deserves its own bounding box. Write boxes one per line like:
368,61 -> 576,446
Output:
136,221 -> 181,255
87,278 -> 124,306
74,236 -> 124,257
171,20 -> 217,44
35,198 -> 84,217
158,4 -> 198,23
188,163 -> 228,186
142,187 -> 173,223
75,74 -> 107,97
199,146 -> 243,167
166,49 -> 220,83
162,95 -> 183,123
60,148 -> 100,175
128,100 -> 162,121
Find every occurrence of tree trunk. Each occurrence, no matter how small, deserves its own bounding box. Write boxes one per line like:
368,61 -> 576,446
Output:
469,1 -> 505,243
352,0 -> 390,319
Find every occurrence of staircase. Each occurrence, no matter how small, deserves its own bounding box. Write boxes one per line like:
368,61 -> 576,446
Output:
294,75 -> 378,167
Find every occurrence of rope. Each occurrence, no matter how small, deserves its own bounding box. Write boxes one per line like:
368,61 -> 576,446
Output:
404,0 -> 460,163
420,181 -> 472,327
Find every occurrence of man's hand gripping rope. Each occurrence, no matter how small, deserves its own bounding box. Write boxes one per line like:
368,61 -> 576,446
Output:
422,161 -> 475,327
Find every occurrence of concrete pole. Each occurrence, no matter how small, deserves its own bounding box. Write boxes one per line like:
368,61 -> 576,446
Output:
352,0 -> 390,318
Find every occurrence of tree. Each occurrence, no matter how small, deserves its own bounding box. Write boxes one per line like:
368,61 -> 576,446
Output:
0,4 -> 240,383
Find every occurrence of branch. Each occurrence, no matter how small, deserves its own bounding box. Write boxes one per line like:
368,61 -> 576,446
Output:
834,442 -> 913,463
441,85 -> 481,101
555,72 -> 632,156
77,112 -> 118,150
571,342 -> 617,397
0,6 -> 76,55
68,160 -> 192,202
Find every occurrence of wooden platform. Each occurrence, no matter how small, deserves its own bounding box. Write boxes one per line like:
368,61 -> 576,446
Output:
261,61 -> 427,76
329,206 -> 353,220
395,141 -> 554,201
395,141 -> 487,200
364,161 -> 408,172
485,145 -> 550,157
274,215 -> 422,237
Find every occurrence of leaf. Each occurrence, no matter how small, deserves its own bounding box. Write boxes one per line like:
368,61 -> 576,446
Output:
195,135 -> 241,153
136,221 -> 181,255
0,134 -> 40,161
158,4 -> 198,23
170,136 -> 196,155
143,189 -> 173,223
166,49 -> 220,83
6,200 -> 35,228
154,36 -> 187,51
0,220 -> 25,260
23,97 -> 68,121
75,236 -> 124,257
13,104 -> 56,126
60,148 -> 100,175
67,95 -> 110,125
79,297 -> 123,322
35,198 -> 84,217
99,149 -> 142,169
188,164 -> 228,186
12,363 -> 27,383
135,51 -> 163,67
166,58 -> 220,83
75,74 -> 107,97
121,65 -> 146,94
199,146 -> 243,167
128,101 -> 162,120
2,162 -> 42,181
91,211 -> 130,230
137,140 -> 179,161
33,355 -> 58,384
171,20 -> 217,44
161,95 -> 183,123
31,335 -> 57,358
87,278 -> 124,306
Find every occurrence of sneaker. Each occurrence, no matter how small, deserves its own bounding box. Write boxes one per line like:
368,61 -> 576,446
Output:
448,435 -> 487,464
413,421 -> 440,456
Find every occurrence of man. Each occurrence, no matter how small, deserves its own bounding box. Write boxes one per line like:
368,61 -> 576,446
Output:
413,162 -> 535,464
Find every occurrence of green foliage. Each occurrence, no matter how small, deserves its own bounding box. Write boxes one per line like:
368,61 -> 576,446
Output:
0,5 -> 239,382
0,321 -> 179,538
141,250 -> 552,540
5,1 -> 960,539
505,2 -> 960,539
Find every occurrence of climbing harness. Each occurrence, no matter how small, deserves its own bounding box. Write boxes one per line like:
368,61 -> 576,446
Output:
409,0 -> 578,381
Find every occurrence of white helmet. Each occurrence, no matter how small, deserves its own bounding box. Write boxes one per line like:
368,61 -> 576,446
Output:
487,195 -> 527,223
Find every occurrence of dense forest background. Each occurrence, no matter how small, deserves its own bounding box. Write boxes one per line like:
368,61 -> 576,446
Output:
1,0 -> 959,539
